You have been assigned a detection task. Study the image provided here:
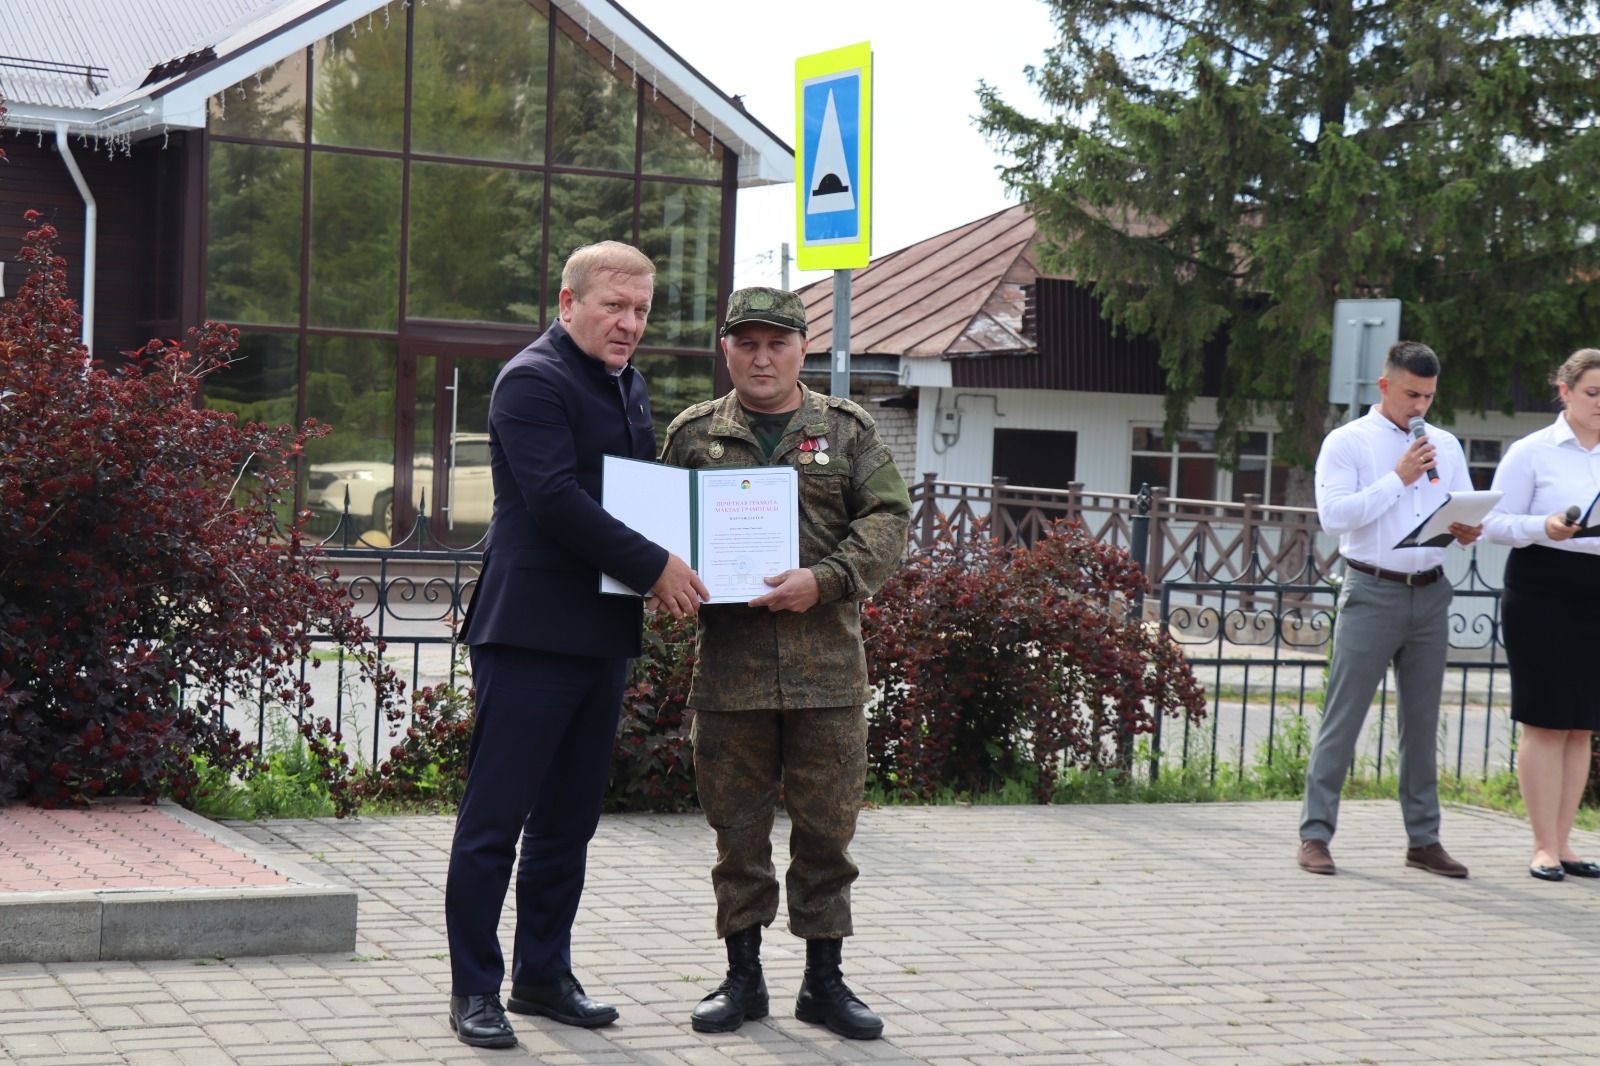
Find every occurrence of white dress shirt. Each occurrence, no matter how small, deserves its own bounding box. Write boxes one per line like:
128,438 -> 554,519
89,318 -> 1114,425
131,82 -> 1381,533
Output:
1482,414 -> 1600,555
1315,406 -> 1472,572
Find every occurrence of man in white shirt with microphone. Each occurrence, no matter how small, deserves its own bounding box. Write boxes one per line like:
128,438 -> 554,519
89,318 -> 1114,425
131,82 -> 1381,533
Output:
1298,341 -> 1483,877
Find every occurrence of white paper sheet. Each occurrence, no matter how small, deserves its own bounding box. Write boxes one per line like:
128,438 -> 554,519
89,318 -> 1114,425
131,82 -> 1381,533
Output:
695,468 -> 800,602
1394,489 -> 1503,549
599,455 -> 691,596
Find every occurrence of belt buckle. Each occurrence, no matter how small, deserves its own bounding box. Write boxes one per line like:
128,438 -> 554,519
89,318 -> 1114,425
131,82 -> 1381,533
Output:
1405,570 -> 1418,587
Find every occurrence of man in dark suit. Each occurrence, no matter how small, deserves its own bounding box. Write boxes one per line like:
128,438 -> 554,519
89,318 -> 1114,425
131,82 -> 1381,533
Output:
445,241 -> 707,1049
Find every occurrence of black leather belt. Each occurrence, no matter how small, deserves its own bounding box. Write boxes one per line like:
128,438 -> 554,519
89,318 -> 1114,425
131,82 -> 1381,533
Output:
1344,560 -> 1445,587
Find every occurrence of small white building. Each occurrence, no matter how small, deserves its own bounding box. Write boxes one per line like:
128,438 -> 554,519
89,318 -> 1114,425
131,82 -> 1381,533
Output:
801,204 -> 1563,583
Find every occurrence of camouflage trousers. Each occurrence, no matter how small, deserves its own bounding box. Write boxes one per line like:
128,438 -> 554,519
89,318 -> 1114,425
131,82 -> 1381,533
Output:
690,705 -> 868,939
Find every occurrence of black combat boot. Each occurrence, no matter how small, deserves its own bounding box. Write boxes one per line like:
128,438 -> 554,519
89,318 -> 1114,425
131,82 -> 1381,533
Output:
794,937 -> 883,1039
690,925 -> 769,1033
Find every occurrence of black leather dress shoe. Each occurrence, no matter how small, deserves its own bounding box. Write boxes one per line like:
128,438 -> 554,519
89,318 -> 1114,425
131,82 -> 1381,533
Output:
1530,863 -> 1565,882
1560,858 -> 1600,877
448,994 -> 517,1048
507,972 -> 619,1028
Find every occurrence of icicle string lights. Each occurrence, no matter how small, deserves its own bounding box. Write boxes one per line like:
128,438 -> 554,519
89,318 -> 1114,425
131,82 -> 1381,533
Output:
181,3 -> 740,164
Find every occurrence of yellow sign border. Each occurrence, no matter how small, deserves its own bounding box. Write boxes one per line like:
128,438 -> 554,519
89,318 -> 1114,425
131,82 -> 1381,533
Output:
795,41 -> 872,271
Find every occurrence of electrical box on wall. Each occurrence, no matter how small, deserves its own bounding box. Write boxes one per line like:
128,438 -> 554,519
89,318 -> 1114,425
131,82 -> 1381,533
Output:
938,408 -> 961,437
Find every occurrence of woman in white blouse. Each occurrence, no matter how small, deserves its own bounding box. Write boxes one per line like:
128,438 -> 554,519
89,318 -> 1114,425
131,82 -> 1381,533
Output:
1483,348 -> 1600,882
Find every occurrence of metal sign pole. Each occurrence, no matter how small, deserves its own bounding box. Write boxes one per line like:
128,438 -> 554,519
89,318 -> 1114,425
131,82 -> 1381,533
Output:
1349,324 -> 1365,423
831,269 -> 851,398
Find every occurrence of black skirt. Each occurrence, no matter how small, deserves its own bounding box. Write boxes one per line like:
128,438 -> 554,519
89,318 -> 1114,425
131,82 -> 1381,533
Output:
1502,545 -> 1600,730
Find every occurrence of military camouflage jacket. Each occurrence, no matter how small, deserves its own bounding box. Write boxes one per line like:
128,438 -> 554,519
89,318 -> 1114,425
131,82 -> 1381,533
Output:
659,384 -> 911,711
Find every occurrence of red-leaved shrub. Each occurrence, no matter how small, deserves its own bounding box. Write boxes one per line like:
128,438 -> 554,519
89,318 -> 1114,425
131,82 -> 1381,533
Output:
606,610 -> 699,812
0,214 -> 400,806
863,517 -> 1207,801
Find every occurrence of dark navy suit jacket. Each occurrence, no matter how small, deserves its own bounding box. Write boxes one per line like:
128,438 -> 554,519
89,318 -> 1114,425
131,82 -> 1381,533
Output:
461,323 -> 668,659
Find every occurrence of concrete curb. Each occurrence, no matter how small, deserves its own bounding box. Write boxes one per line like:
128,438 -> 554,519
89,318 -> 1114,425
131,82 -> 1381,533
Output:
0,802 -> 357,963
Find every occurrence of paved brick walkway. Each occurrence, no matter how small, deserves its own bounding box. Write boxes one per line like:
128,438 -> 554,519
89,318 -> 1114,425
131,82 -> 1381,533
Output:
0,803 -> 290,893
3,799 -> 1599,1065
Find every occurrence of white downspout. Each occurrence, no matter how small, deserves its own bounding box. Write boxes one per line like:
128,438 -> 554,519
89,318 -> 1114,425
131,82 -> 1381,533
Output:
54,123 -> 97,356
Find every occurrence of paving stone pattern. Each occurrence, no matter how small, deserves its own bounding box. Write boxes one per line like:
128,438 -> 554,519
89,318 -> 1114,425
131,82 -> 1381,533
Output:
0,804 -> 290,893
3,800 -> 1599,1065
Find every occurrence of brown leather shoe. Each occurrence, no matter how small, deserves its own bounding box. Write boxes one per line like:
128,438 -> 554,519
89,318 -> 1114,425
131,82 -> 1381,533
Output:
1405,843 -> 1468,878
1297,839 -> 1335,875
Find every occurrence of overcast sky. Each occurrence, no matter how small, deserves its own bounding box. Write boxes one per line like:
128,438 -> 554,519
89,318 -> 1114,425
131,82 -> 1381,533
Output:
618,0 -> 1057,291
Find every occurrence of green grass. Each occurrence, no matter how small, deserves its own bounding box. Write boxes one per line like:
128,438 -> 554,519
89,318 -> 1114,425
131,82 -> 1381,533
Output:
190,738 -> 335,820
188,702 -> 1595,834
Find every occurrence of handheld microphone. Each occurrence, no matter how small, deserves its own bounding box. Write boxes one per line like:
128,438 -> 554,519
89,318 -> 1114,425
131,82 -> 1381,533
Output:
1565,505 -> 1581,528
1408,416 -> 1439,484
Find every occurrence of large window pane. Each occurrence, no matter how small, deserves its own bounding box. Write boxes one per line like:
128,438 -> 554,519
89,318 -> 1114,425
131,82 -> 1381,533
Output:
311,19 -> 405,150
1129,453 -> 1170,494
207,142 -> 304,326
302,337 -> 398,541
309,153 -> 402,330
1175,457 -> 1217,498
549,25 -> 636,171
633,353 -> 714,443
1131,426 -> 1166,451
544,173 -> 635,320
202,332 -> 300,529
640,181 -> 720,349
439,357 -> 504,547
203,332 -> 299,426
411,354 -> 437,542
1232,457 -> 1267,501
210,52 -> 307,142
642,94 -> 723,180
412,0 -> 549,163
409,162 -> 541,323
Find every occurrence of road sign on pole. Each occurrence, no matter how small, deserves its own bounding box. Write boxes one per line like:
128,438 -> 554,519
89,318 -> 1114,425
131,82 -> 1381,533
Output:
795,42 -> 872,271
1329,299 -> 1400,418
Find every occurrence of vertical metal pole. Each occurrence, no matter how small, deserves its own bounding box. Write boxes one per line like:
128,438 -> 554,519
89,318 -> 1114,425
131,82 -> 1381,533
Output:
1130,482 -> 1156,778
780,242 -> 791,290
1349,323 -> 1364,422
831,269 -> 851,398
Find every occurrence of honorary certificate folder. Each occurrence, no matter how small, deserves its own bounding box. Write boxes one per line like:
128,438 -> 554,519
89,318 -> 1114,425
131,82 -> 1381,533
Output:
598,454 -> 800,603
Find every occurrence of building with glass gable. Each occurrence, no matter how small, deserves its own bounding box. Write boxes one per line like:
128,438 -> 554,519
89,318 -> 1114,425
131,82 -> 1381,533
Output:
3,0 -> 791,546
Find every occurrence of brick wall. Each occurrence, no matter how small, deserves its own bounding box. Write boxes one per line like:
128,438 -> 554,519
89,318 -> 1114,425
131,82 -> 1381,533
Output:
873,405 -> 919,481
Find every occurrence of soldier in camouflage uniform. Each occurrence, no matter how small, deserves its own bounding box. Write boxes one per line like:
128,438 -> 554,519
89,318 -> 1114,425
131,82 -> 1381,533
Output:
659,287 -> 911,1040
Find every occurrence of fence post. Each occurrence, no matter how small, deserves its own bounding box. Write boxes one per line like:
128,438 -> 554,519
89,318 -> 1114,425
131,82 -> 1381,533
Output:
1128,482 -> 1155,777
1130,482 -> 1154,612
1066,480 -> 1084,526
1147,486 -> 1169,584
1241,493 -> 1262,583
990,475 -> 1009,544
918,472 -> 937,551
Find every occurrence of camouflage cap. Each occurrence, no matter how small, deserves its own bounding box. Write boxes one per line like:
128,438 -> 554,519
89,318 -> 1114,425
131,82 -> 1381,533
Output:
720,286 -> 808,336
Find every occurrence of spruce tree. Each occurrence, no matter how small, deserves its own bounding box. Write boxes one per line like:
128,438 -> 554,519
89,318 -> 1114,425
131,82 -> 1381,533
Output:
980,1 -> 1600,499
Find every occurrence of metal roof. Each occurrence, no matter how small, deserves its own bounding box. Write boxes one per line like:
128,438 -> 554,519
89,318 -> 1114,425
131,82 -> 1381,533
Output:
800,203 -> 1038,359
1,0 -> 281,110
1,0 -> 791,185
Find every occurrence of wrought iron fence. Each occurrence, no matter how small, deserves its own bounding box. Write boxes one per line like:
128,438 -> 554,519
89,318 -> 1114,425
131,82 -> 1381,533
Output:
913,475 -> 1519,784
1151,530 -> 1515,786
204,504 -> 479,765
221,479 -> 1519,787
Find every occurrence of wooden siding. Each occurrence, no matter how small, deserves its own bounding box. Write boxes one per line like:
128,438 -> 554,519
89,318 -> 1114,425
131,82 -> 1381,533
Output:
950,278 -> 1227,395
0,133 -> 189,359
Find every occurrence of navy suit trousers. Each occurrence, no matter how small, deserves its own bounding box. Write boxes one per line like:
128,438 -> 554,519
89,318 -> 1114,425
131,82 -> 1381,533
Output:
445,643 -> 625,994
